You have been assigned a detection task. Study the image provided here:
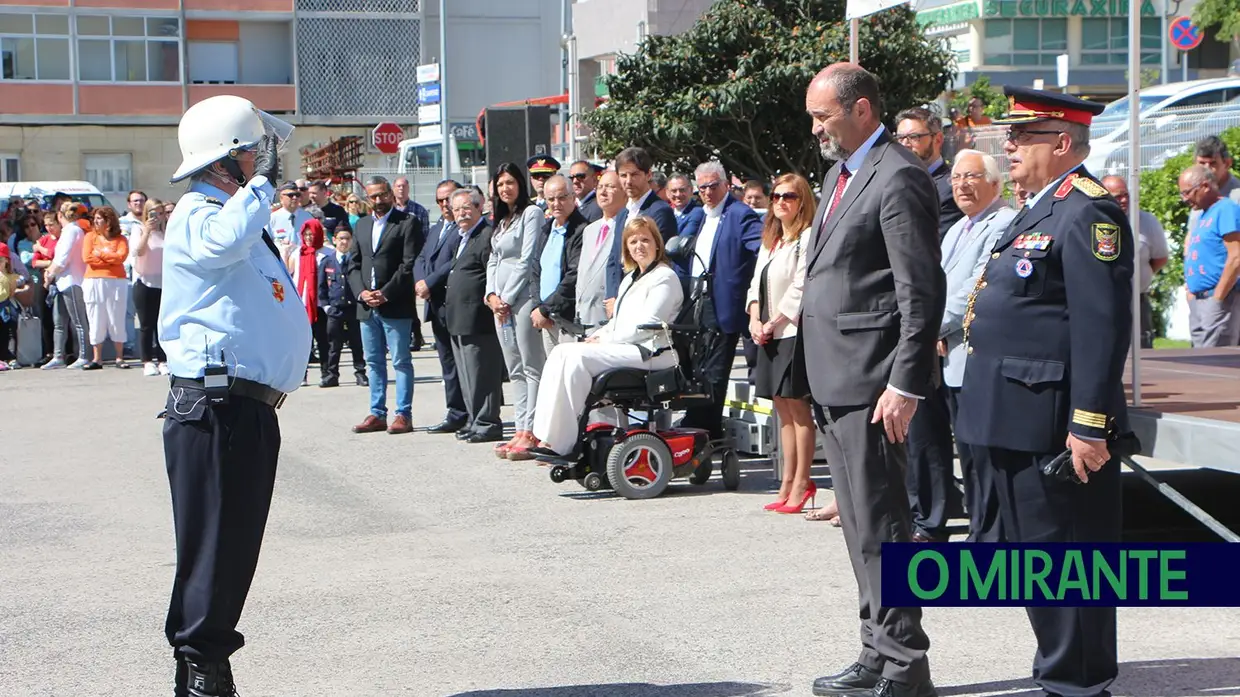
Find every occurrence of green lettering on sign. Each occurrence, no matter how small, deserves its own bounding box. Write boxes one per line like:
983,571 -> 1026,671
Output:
916,0 -> 981,28
982,0 -> 1154,16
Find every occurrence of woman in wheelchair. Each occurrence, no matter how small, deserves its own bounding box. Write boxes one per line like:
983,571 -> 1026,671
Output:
530,217 -> 684,458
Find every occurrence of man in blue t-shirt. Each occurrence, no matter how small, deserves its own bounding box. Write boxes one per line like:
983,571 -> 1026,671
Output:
1180,164 -> 1240,347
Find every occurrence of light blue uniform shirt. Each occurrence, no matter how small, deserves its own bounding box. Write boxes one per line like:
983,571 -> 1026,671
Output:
539,223 -> 567,301
158,176 -> 312,394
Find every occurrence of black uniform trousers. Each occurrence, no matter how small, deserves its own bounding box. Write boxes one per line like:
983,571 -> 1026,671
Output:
324,312 -> 365,381
679,303 -> 739,440
905,379 -> 963,538
819,404 -> 931,684
945,387 -> 1004,542
429,308 -> 468,423
163,384 -> 280,662
981,446 -> 1121,697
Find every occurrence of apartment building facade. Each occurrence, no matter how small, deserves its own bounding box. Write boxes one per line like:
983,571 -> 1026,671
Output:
0,0 -> 564,204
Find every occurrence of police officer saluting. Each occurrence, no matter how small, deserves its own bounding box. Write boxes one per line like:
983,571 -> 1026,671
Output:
158,95 -> 311,696
955,87 -> 1133,697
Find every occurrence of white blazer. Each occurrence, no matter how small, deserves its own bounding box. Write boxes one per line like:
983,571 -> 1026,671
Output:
594,262 -> 684,354
745,226 -> 809,340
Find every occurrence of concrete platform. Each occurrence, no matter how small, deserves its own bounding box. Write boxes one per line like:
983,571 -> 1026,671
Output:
1,356 -> 1239,696
1126,348 -> 1240,474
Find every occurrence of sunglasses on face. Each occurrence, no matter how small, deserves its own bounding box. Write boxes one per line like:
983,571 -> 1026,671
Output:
568,173 -> 590,181
769,192 -> 800,202
697,181 -> 722,193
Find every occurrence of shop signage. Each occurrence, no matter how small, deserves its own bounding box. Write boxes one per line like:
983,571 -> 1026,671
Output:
917,1 -> 980,28
982,0 -> 1156,17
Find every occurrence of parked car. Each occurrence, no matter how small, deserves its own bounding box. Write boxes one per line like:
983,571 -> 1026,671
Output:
0,181 -> 112,211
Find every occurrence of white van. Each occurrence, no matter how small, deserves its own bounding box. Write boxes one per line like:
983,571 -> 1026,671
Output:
0,180 -> 112,211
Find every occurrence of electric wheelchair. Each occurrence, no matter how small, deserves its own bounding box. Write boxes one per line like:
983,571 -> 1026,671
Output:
537,239 -> 741,500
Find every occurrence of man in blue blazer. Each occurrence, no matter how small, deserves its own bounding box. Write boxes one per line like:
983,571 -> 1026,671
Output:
414,179 -> 468,433
667,173 -> 706,240
678,160 -> 763,440
604,147 -> 680,303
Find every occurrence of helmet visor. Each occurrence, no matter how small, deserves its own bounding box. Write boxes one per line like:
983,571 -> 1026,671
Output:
255,109 -> 295,152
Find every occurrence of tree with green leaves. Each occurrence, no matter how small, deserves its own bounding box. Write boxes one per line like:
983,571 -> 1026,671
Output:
948,74 -> 1007,119
584,0 -> 955,184
1192,0 -> 1240,50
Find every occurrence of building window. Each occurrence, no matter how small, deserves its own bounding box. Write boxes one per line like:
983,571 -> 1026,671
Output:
1080,18 -> 1161,66
84,153 -> 133,198
0,13 -> 72,81
76,16 -> 180,83
188,41 -> 238,84
983,18 -> 1066,66
0,154 -> 19,182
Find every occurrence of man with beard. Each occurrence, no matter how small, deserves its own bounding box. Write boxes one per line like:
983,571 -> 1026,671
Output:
801,63 -> 945,697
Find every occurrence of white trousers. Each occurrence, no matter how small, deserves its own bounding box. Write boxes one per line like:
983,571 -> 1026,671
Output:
532,342 -> 677,455
82,277 -> 129,345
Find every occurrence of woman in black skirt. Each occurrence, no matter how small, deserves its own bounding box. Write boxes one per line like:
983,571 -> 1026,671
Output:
747,173 -> 818,514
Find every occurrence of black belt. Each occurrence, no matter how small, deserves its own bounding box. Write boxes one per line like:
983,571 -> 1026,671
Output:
1192,290 -> 1213,300
170,376 -> 288,409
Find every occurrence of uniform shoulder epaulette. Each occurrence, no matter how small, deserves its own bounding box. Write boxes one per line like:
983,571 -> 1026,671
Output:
204,196 -> 224,207
1070,176 -> 1108,199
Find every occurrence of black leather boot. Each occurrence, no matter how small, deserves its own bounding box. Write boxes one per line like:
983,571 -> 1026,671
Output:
185,659 -> 238,697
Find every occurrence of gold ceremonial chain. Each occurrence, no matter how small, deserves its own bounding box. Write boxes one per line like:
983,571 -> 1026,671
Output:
962,268 -> 987,346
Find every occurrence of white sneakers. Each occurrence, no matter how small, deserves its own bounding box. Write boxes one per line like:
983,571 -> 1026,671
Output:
144,362 -> 172,376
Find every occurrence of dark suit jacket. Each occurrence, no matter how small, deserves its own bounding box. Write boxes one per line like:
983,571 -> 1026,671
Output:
414,217 -> 461,322
320,201 -> 351,237
930,160 -> 964,240
800,129 -> 946,406
318,251 -> 354,319
692,197 -> 763,335
529,209 -> 588,322
444,220 -> 495,337
675,200 -> 706,239
605,193 -> 678,298
346,208 -> 422,320
578,190 -> 603,223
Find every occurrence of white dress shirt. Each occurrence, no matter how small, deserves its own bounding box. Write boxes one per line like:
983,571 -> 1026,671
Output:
370,209 -> 392,288
625,189 -> 654,221
691,203 -> 724,278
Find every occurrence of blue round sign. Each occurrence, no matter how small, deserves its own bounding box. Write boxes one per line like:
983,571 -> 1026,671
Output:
1169,16 -> 1203,52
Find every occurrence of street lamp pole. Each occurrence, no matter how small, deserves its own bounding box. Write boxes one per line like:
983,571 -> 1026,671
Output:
439,0 -> 450,182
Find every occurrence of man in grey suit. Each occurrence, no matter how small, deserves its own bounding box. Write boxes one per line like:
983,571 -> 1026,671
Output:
802,64 -> 945,697
934,150 -> 1015,544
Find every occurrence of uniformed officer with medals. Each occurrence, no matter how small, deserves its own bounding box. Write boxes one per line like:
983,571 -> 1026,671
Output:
158,95 -> 312,696
955,87 -> 1135,697
527,155 -> 561,215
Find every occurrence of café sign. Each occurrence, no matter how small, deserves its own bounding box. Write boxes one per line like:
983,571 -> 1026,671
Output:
983,0 -> 1157,17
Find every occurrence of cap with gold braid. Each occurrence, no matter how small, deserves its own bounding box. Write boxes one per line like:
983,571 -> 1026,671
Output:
994,85 -> 1106,126
526,155 -> 561,176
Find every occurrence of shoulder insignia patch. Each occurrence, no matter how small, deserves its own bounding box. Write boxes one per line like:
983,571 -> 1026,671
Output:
1092,222 -> 1120,261
1054,174 -> 1077,199
204,196 -> 224,207
1071,176 -> 1109,199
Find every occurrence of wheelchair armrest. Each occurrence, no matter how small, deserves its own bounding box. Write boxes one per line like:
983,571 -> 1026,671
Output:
549,313 -> 589,337
637,322 -> 697,332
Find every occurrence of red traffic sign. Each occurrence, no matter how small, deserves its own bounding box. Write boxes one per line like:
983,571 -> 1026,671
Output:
371,122 -> 405,154
1168,16 -> 1203,52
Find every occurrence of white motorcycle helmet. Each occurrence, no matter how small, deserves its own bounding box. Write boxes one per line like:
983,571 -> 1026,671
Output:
171,95 -> 294,183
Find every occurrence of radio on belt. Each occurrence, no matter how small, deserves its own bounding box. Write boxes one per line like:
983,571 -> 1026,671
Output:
204,351 -> 229,405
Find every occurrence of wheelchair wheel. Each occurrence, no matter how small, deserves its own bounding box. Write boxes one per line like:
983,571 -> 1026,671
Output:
582,471 -> 605,491
689,460 -> 713,485
720,449 -> 741,491
606,433 -> 674,500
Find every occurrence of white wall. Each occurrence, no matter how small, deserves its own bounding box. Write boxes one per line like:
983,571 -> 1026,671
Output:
240,21 -> 293,85
572,0 -> 647,60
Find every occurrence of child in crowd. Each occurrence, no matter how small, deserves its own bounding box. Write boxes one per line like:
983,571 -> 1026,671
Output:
0,243 -> 28,370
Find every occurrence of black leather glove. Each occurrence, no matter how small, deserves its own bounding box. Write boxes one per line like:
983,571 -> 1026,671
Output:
252,135 -> 280,184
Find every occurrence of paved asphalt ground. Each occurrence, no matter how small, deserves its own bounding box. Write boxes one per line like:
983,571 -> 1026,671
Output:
2,350 -> 1239,697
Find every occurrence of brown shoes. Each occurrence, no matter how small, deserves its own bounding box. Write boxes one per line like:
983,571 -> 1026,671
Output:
352,415 -> 387,433
387,414 -> 413,434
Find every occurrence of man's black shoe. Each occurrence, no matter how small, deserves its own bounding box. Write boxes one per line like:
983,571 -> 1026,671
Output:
320,376 -> 339,388
455,428 -> 473,440
186,659 -> 238,697
813,663 -> 883,696
355,373 -> 369,387
466,432 -> 505,444
427,419 -> 466,434
871,678 -> 937,697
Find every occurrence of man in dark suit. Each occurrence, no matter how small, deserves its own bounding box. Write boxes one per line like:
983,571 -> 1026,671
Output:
677,160 -> 762,440
414,178 -> 468,433
529,175 -> 588,352
443,188 -> 505,443
801,64 -> 944,697
895,107 -> 963,240
956,87 -> 1131,697
569,160 -> 604,223
605,147 -> 679,304
893,106 -> 967,542
318,228 -> 366,388
346,176 -> 423,435
667,174 -> 706,240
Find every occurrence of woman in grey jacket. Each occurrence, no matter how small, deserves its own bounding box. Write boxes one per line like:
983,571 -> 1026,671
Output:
485,162 -> 548,459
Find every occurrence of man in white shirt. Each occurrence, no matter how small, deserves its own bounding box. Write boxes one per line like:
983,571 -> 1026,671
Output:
119,189 -> 147,358
268,181 -> 312,260
1101,175 -> 1168,348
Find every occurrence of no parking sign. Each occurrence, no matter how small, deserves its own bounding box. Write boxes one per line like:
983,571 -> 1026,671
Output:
1168,16 -> 1204,52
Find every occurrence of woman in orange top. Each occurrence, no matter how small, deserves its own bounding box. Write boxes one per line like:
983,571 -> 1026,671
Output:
80,206 -> 130,370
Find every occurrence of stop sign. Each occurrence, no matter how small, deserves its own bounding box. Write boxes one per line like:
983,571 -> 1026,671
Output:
372,122 -> 404,154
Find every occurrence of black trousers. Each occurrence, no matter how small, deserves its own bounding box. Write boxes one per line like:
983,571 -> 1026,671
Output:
325,311 -> 365,381
429,309 -> 467,423
981,446 -> 1121,697
819,404 -> 931,684
163,385 -> 280,662
945,387 -> 1003,542
905,379 -> 962,537
1139,292 -> 1154,349
679,309 -> 740,440
133,280 -> 166,363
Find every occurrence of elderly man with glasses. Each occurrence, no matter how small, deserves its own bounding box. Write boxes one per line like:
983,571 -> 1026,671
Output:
1179,163 -> 1240,347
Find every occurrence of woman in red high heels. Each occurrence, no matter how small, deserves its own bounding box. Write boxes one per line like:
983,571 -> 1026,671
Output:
746,174 -> 817,514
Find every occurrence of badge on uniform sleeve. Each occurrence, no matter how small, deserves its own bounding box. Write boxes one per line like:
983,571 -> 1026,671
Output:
1092,223 -> 1120,262
271,280 -> 285,302
1015,258 -> 1034,278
